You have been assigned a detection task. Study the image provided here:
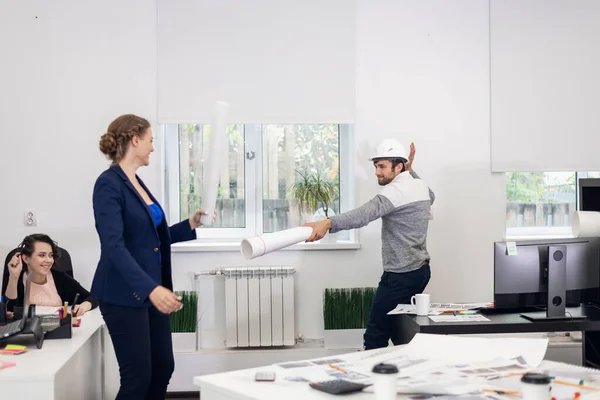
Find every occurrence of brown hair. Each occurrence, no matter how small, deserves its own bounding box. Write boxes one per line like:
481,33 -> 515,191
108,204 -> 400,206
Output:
18,233 -> 61,270
99,114 -> 151,163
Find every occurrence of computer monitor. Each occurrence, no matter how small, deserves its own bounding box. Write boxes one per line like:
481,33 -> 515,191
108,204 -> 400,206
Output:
494,238 -> 600,313
580,178 -> 600,212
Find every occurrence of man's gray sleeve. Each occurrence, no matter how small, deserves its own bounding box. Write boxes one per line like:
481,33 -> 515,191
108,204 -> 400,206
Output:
410,170 -> 435,205
329,195 -> 395,233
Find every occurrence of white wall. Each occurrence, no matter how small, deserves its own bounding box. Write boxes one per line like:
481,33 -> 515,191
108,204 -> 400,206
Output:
174,0 -> 506,342
0,0 -> 159,288
354,0 -> 505,307
0,0 -> 505,344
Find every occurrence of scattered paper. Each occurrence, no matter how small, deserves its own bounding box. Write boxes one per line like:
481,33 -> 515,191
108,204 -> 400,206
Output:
485,360 -> 600,399
429,315 -> 491,323
404,334 -> 548,366
388,302 -> 493,316
269,333 -> 551,396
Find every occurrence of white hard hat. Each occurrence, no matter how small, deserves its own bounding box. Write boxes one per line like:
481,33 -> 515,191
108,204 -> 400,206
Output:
369,138 -> 408,161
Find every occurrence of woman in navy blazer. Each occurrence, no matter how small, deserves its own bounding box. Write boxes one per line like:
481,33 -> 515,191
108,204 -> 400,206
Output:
92,114 -> 207,400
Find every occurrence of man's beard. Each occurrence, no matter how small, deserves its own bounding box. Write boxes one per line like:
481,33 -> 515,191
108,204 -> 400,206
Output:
378,177 -> 394,186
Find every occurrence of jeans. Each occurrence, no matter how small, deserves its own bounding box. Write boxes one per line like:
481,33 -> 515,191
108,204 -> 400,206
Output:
364,264 -> 431,350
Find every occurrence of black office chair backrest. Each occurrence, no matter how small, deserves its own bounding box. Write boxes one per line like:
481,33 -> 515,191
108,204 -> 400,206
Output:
1,246 -> 74,299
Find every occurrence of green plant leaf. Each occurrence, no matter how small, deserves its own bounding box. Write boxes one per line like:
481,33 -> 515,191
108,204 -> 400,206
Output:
170,290 -> 199,333
323,287 -> 377,330
288,170 -> 338,218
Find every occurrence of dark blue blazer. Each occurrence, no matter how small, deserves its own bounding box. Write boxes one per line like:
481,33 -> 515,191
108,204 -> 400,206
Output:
90,165 -> 196,307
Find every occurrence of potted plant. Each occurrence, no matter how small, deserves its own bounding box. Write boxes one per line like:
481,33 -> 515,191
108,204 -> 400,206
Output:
170,290 -> 198,352
289,170 -> 339,241
323,287 -> 376,349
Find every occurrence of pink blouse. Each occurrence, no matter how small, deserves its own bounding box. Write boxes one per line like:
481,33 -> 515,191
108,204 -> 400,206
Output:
24,272 -> 63,307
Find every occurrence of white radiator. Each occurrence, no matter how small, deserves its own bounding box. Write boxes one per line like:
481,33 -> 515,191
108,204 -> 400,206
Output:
222,267 -> 295,347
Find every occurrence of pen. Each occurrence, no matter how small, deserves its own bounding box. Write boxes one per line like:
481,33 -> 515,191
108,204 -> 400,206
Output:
71,293 -> 80,314
483,389 -> 520,396
553,380 -> 597,391
550,376 -> 585,385
328,364 -> 348,374
63,301 -> 68,318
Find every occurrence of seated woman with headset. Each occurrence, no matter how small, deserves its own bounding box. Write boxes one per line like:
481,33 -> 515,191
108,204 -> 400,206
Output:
4,233 -> 97,315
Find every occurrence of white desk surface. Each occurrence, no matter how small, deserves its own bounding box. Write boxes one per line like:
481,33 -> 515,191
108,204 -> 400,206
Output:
0,308 -> 105,382
193,346 -> 398,400
194,346 -> 600,400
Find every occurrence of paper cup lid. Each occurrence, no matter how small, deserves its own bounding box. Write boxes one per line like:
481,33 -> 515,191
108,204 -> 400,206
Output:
372,363 -> 399,374
521,373 -> 551,385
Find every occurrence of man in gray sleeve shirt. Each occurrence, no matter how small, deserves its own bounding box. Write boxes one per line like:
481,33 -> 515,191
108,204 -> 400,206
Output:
305,138 -> 434,350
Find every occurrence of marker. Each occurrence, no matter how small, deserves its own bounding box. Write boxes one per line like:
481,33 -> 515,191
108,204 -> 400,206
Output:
328,364 -> 348,374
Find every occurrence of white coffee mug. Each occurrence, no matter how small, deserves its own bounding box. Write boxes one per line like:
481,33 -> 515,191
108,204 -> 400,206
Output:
411,293 -> 430,316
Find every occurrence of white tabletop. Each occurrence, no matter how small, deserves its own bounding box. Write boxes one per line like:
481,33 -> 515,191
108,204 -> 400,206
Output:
0,308 -> 105,382
193,345 -> 600,400
194,365 -> 379,400
193,346 -> 400,400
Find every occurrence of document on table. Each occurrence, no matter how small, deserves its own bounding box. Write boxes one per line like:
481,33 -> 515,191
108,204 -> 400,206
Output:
268,333 -> 551,396
387,302 -> 493,315
403,333 -> 548,366
483,360 -> 600,400
429,314 -> 491,323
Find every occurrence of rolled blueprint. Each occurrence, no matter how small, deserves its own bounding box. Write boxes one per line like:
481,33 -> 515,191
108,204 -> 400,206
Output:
572,211 -> 600,237
201,101 -> 229,226
241,227 -> 313,259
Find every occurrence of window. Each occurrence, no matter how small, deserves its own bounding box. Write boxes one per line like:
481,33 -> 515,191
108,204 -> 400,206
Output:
163,123 -> 354,242
505,172 -> 600,238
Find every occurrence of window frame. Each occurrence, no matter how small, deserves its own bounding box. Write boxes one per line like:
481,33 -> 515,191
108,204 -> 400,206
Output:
504,171 -> 598,240
162,123 -> 357,245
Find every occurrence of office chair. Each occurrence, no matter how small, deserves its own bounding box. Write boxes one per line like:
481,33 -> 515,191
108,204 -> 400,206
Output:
1,246 -> 74,299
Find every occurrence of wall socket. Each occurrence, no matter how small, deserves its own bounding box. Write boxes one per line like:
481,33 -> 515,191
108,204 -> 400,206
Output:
24,210 -> 37,226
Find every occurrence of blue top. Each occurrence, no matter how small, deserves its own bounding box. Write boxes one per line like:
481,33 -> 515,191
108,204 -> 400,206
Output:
148,203 -> 164,226
148,203 -> 164,266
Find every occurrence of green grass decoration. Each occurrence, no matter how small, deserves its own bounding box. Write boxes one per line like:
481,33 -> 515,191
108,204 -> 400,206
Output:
170,291 -> 198,333
323,287 -> 377,330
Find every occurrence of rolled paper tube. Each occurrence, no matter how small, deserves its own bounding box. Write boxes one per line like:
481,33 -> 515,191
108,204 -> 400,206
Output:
241,227 -> 313,259
200,100 -> 230,226
571,211 -> 600,237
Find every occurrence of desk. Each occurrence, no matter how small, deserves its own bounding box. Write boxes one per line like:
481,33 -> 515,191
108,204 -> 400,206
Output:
393,307 -> 600,368
193,345 -> 600,400
0,309 -> 118,399
194,346 -> 397,400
